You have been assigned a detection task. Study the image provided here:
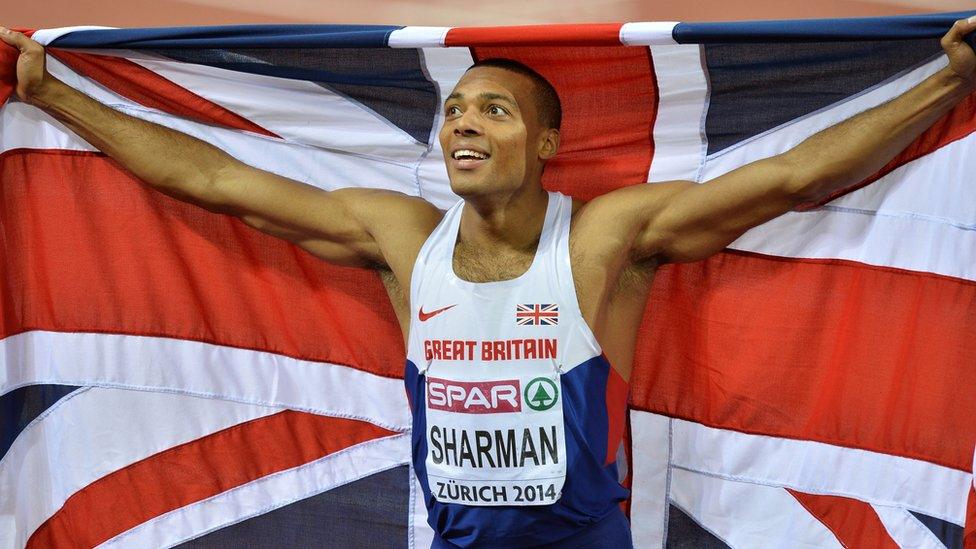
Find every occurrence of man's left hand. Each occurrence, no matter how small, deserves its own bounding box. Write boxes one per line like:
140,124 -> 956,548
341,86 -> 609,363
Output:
942,16 -> 976,88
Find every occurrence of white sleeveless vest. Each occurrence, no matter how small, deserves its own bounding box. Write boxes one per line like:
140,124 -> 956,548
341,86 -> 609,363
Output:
406,191 -> 604,507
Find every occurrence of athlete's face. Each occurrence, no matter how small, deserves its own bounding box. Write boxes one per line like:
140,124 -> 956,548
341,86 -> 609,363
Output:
439,67 -> 557,198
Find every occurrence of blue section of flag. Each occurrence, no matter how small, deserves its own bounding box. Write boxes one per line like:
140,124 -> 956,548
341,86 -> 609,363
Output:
667,504 -> 732,548
702,38 -> 941,154
910,511 -> 964,549
673,11 -> 975,44
47,24 -> 403,49
143,47 -> 439,144
176,466 -> 410,548
1,384 -> 82,460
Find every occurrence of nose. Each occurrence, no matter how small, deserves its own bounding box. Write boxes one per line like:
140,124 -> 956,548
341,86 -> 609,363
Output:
453,109 -> 483,137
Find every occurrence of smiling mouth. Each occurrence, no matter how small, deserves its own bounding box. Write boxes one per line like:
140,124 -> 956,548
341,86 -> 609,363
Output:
451,149 -> 491,170
452,149 -> 490,160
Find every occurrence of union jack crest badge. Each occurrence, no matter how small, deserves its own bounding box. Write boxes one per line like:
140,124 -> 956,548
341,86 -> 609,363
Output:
516,303 -> 559,326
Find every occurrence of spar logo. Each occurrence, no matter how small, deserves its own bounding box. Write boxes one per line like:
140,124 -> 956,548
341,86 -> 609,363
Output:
524,377 -> 559,411
427,378 -> 521,414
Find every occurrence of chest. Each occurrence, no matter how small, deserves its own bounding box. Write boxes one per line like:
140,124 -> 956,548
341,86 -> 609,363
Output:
449,231 -> 654,316
452,240 -> 537,284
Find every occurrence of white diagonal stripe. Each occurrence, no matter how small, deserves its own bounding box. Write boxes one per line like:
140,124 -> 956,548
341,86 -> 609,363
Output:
0,387 -> 280,548
122,51 -> 429,158
0,330 -> 411,431
671,467 -> 843,548
33,55 -> 421,197
98,433 -> 410,548
726,131 -> 976,282
872,504 -> 946,549
690,51 -> 976,282
669,417 -> 970,526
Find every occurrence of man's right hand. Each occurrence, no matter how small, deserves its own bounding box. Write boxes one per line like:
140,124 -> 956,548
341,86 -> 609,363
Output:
0,27 -> 50,105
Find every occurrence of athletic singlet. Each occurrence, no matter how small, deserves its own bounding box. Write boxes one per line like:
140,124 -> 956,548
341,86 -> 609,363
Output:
404,191 -> 630,547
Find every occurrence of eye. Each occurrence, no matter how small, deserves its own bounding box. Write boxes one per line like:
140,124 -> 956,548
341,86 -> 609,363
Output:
445,105 -> 461,117
487,104 -> 509,116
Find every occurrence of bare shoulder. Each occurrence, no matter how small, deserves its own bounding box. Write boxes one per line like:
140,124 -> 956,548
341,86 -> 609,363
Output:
334,188 -> 443,235
569,182 -> 691,252
334,187 -> 444,283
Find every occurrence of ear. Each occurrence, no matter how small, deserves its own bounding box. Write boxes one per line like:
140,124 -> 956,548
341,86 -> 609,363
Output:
538,128 -> 560,161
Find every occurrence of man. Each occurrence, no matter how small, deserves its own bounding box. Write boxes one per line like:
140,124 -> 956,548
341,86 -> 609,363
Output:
1,19 -> 974,547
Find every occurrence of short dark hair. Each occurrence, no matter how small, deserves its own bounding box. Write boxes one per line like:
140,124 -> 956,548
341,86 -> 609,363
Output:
468,58 -> 562,130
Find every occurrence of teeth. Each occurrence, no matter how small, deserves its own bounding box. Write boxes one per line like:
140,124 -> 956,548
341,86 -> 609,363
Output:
453,149 -> 488,160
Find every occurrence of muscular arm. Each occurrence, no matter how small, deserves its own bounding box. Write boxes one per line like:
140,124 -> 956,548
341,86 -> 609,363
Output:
591,18 -> 976,265
0,28 -> 440,271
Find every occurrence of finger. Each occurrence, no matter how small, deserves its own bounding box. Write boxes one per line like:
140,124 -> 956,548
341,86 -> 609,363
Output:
949,16 -> 976,40
965,16 -> 976,51
942,18 -> 976,51
0,26 -> 34,51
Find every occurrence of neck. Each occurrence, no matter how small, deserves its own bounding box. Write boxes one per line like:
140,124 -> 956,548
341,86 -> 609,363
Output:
459,186 -> 549,249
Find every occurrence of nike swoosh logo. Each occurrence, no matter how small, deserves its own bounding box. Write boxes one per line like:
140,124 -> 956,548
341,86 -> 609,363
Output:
418,304 -> 457,322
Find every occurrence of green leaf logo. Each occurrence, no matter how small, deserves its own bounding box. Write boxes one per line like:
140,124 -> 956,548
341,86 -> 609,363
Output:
524,377 -> 559,411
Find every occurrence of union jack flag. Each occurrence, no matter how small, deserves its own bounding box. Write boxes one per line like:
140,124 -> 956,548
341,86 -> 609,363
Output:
3,15 -> 976,548
516,304 -> 559,326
